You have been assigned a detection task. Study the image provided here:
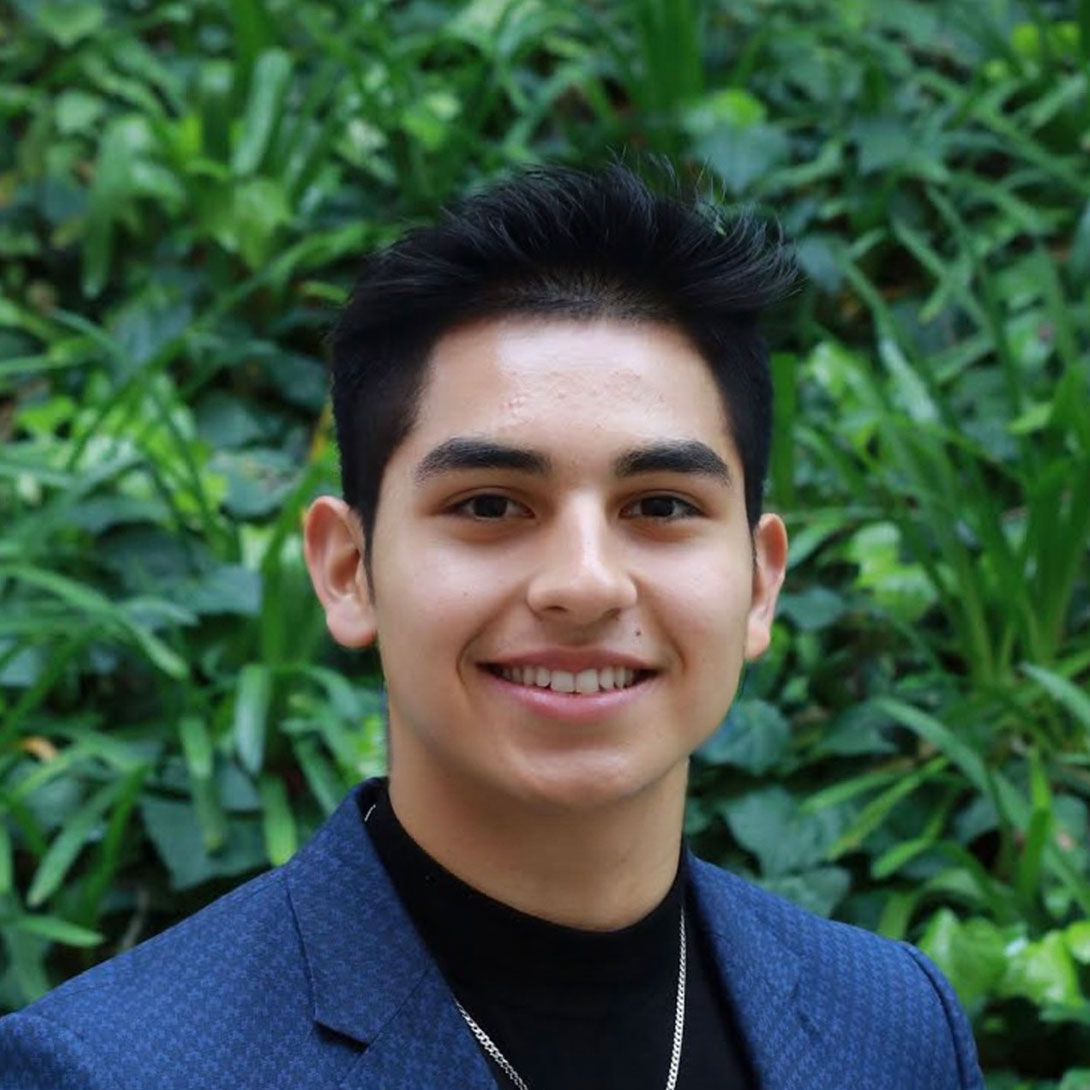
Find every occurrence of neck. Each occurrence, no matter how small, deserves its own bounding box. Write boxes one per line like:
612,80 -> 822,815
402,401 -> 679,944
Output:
387,762 -> 688,931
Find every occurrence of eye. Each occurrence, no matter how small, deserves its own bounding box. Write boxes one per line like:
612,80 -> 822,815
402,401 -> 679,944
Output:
621,495 -> 701,520
452,494 -> 532,520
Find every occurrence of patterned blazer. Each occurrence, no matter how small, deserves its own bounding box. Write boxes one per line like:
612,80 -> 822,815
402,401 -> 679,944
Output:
0,781 -> 984,1089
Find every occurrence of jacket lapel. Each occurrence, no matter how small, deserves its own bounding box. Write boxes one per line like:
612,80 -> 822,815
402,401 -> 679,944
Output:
689,855 -> 839,1090
284,783 -> 496,1089
285,784 -> 843,1089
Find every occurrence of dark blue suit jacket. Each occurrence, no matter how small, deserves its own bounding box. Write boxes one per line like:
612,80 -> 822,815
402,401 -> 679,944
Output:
0,782 -> 984,1089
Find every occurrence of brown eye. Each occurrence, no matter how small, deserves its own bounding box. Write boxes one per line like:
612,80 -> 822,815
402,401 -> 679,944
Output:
622,495 -> 700,520
455,494 -> 530,520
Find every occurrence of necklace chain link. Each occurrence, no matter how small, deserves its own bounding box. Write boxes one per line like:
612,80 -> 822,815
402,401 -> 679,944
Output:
456,913 -> 687,1090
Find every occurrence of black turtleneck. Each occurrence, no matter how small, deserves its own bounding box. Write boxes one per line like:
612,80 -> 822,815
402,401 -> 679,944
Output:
360,783 -> 754,1090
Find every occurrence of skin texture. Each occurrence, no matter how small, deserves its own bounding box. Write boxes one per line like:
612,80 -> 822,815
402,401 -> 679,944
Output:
305,316 -> 788,928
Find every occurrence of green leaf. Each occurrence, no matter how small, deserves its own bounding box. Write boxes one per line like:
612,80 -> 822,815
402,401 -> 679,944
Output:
259,774 -> 296,866
231,49 -> 293,176
54,90 -> 106,134
777,587 -> 846,631
760,866 -> 851,918
179,716 -> 214,780
1022,663 -> 1090,733
176,723 -> 225,856
843,523 -> 936,622
234,179 -> 293,268
783,513 -> 844,571
684,88 -> 767,133
194,392 -> 267,449
234,664 -> 272,775
6,926 -> 51,1004
871,699 -> 999,808
814,703 -> 897,758
210,446 -> 297,517
849,116 -> 910,174
401,92 -> 462,153
697,123 -> 791,195
918,910 -> 1007,1007
33,1 -> 104,46
871,837 -> 934,880
1008,400 -> 1053,436
697,700 -> 790,774
803,764 -> 905,811
1070,199 -> 1090,286
1065,921 -> 1090,964
721,787 -> 847,877
82,114 -> 153,297
27,780 -> 124,907
140,795 -> 265,890
10,915 -> 103,948
0,821 -> 12,894
166,564 -> 262,618
294,738 -> 349,815
828,756 -> 947,858
190,776 -> 228,854
1001,931 -> 1081,1007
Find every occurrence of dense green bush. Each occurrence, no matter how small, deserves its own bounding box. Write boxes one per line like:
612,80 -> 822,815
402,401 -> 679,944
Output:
2,0 -> 1088,1084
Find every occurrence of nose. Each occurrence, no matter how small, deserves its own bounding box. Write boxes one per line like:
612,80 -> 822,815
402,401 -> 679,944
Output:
525,498 -> 637,624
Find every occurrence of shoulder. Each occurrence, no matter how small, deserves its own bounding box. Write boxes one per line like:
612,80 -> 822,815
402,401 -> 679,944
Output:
689,856 -> 984,1089
0,786 -> 391,1090
0,863 -> 355,1090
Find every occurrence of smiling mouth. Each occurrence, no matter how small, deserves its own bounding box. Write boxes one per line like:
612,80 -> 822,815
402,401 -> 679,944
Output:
485,664 -> 653,694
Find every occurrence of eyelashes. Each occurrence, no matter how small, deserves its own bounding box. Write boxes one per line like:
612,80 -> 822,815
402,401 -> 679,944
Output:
449,493 -> 702,522
453,495 -> 532,520
620,496 -> 701,521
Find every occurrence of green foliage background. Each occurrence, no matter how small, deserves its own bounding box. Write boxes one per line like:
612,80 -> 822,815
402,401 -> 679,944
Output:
2,0 -> 1089,1084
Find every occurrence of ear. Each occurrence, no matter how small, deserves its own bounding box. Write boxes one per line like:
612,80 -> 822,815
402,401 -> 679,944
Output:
744,512 -> 788,660
303,496 -> 377,648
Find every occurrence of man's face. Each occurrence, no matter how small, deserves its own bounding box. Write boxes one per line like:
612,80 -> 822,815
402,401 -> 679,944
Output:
309,316 -> 786,814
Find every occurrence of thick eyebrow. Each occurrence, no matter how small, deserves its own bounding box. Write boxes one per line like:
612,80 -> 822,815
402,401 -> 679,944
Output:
414,437 -> 552,483
613,441 -> 732,485
413,436 -> 731,487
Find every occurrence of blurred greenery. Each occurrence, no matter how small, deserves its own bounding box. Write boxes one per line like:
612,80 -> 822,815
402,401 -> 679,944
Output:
1,0 -> 1088,1083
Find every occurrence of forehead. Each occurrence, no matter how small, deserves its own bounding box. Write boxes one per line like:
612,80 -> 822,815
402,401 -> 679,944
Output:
405,316 -> 734,460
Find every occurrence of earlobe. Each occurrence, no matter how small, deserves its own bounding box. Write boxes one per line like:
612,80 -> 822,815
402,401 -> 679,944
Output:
744,513 -> 788,661
303,496 -> 377,648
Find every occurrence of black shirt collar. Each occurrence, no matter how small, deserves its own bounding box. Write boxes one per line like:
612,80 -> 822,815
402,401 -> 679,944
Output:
359,781 -> 686,1000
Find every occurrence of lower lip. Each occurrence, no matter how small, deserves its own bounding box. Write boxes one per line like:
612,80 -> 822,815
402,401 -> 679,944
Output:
479,667 -> 655,723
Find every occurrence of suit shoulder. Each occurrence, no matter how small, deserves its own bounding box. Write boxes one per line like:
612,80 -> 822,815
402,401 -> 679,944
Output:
1,867 -> 335,1090
693,853 -> 925,973
31,866 -> 290,1016
690,856 -> 984,1088
0,1009 -> 126,1090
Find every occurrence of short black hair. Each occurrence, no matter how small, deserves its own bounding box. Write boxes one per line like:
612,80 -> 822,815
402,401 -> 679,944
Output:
331,163 -> 796,558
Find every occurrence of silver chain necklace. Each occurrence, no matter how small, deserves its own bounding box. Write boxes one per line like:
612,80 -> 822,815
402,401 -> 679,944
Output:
454,912 -> 687,1090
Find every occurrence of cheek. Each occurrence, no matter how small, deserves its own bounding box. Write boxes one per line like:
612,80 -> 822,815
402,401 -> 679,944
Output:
375,542 -> 510,651
651,553 -> 753,639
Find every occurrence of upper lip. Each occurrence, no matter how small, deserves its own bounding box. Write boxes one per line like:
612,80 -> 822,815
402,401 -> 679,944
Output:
483,650 -> 656,672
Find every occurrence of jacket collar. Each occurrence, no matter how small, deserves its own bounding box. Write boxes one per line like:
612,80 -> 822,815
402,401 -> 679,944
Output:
286,781 -> 826,1088
284,781 -> 493,1088
689,854 -> 835,1089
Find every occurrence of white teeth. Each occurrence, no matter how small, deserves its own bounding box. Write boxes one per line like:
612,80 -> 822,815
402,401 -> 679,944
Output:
575,668 -> 599,694
551,670 -> 576,693
495,665 -> 642,693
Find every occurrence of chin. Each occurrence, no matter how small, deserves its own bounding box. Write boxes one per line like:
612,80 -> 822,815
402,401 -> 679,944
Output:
499,752 -> 683,814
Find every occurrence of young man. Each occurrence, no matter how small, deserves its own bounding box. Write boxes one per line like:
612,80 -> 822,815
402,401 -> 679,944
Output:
0,166 -> 983,1089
